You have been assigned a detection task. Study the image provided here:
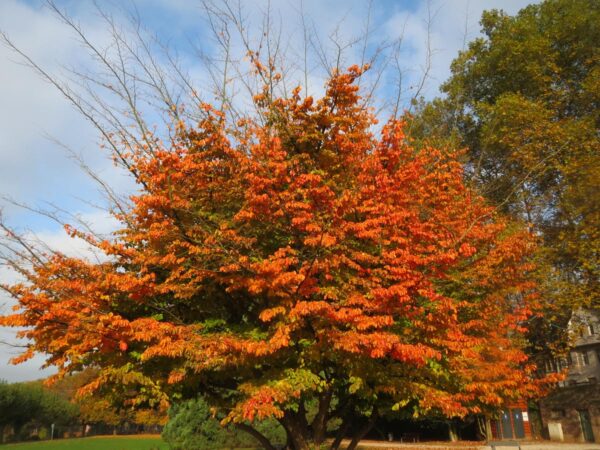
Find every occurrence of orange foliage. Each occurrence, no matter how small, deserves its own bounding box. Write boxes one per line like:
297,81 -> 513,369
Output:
1,66 -> 551,427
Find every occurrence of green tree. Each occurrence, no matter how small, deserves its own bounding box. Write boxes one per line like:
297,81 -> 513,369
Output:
162,396 -> 285,450
0,380 -> 78,442
38,388 -> 79,428
6,383 -> 43,439
408,0 -> 600,358
0,381 -> 16,443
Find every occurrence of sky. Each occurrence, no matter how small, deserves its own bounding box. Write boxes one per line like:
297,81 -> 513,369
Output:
0,0 -> 539,382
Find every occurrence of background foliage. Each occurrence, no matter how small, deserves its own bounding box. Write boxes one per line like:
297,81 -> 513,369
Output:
407,0 -> 599,359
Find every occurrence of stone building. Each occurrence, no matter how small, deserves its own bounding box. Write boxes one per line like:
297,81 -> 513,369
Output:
539,309 -> 600,443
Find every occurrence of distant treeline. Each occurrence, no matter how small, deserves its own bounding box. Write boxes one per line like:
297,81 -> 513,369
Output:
0,372 -> 165,444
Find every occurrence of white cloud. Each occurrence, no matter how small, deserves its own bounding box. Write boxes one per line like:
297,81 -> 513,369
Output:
1,3 -> 88,198
382,0 -> 538,102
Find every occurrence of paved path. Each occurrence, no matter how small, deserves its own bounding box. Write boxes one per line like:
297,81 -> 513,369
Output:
499,444 -> 600,450
353,440 -> 600,450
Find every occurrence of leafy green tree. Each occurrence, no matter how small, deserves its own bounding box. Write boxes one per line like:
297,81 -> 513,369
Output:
162,396 -> 285,450
0,380 -> 80,442
7,383 -> 43,439
0,381 -> 16,443
1,382 -> 39,440
38,388 -> 79,428
408,0 -> 600,359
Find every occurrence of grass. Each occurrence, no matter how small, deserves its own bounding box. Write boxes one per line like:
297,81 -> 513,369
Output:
0,435 -> 169,450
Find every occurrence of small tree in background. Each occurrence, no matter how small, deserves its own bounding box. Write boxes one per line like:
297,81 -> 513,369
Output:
162,396 -> 285,450
48,369 -> 167,435
0,380 -> 78,443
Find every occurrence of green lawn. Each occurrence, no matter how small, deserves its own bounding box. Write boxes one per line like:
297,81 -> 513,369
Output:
0,435 -> 169,450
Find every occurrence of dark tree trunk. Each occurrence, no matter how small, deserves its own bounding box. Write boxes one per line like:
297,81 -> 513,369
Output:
296,400 -> 310,436
14,422 -> 24,441
330,415 -> 353,450
448,421 -> 459,442
345,409 -> 378,450
235,423 -> 278,450
280,411 -> 311,450
312,390 -> 333,445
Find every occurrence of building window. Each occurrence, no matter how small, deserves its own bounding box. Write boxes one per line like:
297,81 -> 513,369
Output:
571,352 -> 580,367
557,357 -> 568,370
572,351 -> 590,367
551,409 -> 566,419
545,357 -> 571,373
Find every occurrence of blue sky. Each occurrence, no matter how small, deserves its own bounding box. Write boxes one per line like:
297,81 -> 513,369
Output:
0,0 -> 538,382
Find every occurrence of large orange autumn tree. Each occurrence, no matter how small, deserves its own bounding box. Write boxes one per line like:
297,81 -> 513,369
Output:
1,67 -> 545,449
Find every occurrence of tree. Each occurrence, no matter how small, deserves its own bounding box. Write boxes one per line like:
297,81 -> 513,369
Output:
37,387 -> 79,429
48,370 -> 121,430
407,0 -> 599,360
47,369 -> 167,434
0,382 -> 44,440
0,60 -> 550,449
162,397 -> 235,450
0,381 -> 16,443
162,396 -> 285,450
0,380 -> 78,442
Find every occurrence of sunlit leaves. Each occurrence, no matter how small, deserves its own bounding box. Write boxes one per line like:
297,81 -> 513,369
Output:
1,65 -> 545,428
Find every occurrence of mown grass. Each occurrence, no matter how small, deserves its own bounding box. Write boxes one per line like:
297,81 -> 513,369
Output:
0,435 -> 169,450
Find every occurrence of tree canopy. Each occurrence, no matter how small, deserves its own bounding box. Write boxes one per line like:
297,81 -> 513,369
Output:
0,380 -> 78,443
407,0 -> 599,358
162,395 -> 285,450
0,61 -> 552,449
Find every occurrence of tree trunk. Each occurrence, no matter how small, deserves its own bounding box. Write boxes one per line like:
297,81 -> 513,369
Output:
476,415 -> 490,441
448,421 -> 459,442
280,412 -> 311,450
485,416 -> 493,441
296,400 -> 311,436
235,423 -> 278,450
478,415 -> 493,441
346,409 -> 378,450
330,415 -> 352,450
312,390 -> 333,445
14,422 -> 24,441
